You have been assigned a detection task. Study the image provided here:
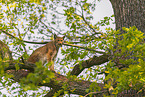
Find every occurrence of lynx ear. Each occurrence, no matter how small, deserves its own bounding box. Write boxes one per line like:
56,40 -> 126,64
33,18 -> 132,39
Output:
54,34 -> 57,39
63,36 -> 65,39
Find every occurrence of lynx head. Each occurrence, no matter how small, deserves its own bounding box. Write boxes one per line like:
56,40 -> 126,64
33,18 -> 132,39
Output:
54,34 -> 65,46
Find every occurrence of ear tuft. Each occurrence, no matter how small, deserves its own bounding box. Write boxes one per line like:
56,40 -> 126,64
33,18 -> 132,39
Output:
54,34 -> 57,39
63,36 -> 65,39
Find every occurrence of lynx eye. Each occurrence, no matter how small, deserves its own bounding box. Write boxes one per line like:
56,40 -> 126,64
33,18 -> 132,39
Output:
57,40 -> 59,41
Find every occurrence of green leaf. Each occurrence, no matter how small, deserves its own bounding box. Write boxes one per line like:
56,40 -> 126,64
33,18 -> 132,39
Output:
15,63 -> 20,71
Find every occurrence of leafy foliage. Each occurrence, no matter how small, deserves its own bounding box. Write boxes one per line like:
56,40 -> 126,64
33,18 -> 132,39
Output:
103,26 -> 145,95
0,0 -> 144,96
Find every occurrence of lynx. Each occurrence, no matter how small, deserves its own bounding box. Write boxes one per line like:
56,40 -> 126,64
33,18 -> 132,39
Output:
28,34 -> 65,71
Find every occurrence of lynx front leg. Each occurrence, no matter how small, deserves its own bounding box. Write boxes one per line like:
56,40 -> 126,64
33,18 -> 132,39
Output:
47,52 -> 55,71
49,62 -> 54,71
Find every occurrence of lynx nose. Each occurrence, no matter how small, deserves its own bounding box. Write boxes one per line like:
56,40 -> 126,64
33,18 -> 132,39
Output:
57,42 -> 62,46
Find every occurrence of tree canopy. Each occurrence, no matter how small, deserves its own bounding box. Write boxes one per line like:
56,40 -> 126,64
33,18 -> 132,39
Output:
0,0 -> 144,96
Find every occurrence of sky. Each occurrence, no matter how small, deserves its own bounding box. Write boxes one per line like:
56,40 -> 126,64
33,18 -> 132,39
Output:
0,0 -> 115,96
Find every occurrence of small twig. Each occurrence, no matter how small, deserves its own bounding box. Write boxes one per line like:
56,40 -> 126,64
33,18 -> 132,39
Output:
39,19 -> 61,34
84,90 -> 107,97
63,43 -> 105,54
14,26 -> 27,54
54,10 -> 64,15
137,88 -> 144,94
23,41 -> 48,44
82,16 -> 102,35
1,30 -> 17,39
79,6 -> 103,35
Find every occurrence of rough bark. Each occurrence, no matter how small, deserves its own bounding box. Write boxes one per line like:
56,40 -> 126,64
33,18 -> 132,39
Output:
110,0 -> 145,33
70,54 -> 109,76
41,73 -> 107,96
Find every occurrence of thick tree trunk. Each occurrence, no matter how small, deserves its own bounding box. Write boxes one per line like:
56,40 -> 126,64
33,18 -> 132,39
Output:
109,0 -> 145,96
110,0 -> 145,33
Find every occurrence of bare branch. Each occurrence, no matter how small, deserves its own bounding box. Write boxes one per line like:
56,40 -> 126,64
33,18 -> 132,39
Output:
63,43 -> 105,54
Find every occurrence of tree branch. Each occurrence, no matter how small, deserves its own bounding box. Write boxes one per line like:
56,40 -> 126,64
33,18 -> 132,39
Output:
84,91 -> 108,97
39,73 -> 107,96
63,43 -> 105,54
4,62 -> 35,72
70,54 -> 109,76
0,30 -> 48,44
0,39 -> 108,96
4,62 -> 107,96
44,54 -> 109,96
44,89 -> 62,97
1,30 -> 105,53
1,30 -> 17,39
